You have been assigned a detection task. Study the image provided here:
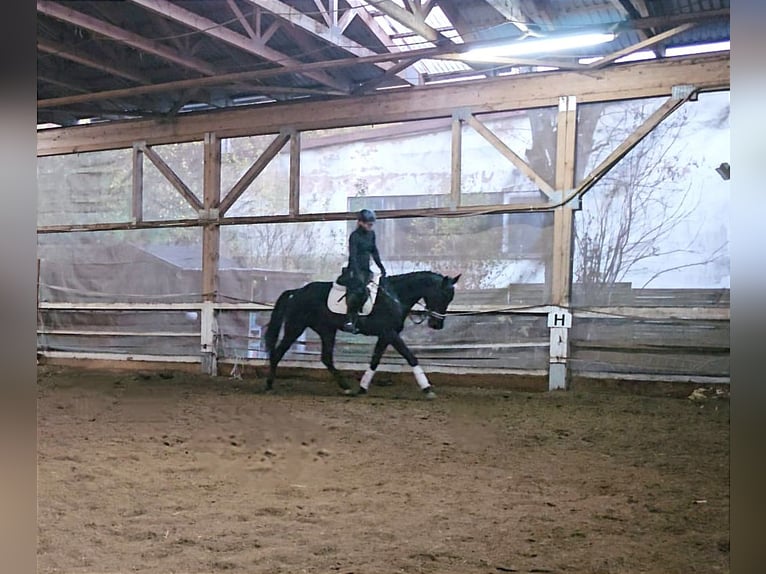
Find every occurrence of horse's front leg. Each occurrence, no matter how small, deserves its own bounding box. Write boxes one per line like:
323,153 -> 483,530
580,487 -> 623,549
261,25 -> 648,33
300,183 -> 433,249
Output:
389,332 -> 436,400
355,336 -> 390,396
318,328 -> 351,393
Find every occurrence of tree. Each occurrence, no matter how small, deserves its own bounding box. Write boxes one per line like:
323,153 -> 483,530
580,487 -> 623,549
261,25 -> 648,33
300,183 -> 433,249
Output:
572,98 -> 729,291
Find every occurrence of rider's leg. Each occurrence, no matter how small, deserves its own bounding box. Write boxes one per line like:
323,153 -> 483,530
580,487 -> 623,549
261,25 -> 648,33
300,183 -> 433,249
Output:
342,288 -> 362,333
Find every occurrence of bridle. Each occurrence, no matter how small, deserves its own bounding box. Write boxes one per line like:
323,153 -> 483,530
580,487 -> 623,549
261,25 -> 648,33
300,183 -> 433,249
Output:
408,299 -> 447,324
374,278 -> 447,325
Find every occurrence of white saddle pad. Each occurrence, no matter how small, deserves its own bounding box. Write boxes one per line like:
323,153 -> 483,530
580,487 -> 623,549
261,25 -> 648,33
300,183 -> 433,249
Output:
327,273 -> 380,316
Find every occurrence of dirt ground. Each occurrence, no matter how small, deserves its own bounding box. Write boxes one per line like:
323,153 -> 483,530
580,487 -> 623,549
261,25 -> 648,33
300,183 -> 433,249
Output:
37,366 -> 729,574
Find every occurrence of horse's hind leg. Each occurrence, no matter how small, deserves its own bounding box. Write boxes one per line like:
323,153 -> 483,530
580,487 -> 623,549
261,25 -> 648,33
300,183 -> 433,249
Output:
266,322 -> 306,390
318,328 -> 350,393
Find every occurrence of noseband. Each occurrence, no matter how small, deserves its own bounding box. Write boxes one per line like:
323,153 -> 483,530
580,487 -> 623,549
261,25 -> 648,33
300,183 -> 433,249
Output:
408,300 -> 446,324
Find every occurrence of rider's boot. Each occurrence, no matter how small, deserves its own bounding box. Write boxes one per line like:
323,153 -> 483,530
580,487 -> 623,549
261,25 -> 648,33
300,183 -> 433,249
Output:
342,311 -> 359,334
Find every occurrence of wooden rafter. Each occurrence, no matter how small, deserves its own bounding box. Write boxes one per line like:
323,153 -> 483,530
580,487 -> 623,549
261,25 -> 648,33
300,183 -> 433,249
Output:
127,0 -> 350,93
606,0 -> 652,48
37,0 -> 217,76
225,0 -> 258,40
618,8 -> 728,31
313,0 -> 332,27
345,0 -> 399,48
352,57 -> 420,93
610,0 -> 643,21
483,0 -> 554,31
475,0 -> 533,35
586,23 -> 697,70
369,0 -> 453,45
38,75 -> 90,94
37,39 -> 150,85
243,0 -> 412,82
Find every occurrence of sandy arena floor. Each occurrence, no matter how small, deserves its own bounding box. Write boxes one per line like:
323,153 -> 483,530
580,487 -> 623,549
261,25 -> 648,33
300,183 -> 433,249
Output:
37,366 -> 729,573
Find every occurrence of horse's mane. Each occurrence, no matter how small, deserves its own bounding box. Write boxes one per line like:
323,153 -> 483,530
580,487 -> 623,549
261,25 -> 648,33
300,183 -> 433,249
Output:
387,270 -> 443,286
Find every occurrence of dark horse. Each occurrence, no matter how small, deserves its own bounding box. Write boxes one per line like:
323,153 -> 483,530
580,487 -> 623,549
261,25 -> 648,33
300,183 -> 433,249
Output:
264,271 -> 460,398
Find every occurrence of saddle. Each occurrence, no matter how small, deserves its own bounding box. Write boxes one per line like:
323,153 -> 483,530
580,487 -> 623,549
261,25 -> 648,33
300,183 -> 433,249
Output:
327,270 -> 381,316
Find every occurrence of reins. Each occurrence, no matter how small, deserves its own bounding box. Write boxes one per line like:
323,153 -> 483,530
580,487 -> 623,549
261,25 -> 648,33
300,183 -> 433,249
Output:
373,280 -> 442,324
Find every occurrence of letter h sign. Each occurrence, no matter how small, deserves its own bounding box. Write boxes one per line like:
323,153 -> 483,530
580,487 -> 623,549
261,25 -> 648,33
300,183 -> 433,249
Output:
547,310 -> 572,329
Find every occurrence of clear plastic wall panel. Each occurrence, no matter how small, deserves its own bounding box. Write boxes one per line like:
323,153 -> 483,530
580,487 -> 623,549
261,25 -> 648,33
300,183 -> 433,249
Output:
570,317 -> 730,377
38,228 -> 203,303
221,135 -> 289,217
38,149 -> 132,226
391,314 -> 550,371
461,108 -> 556,205
299,120 -> 451,214
217,310 -> 265,361
216,309 -> 550,371
338,210 -> 552,299
572,91 -> 730,306
38,310 -> 200,356
575,96 -> 668,184
219,222 -> 343,286
142,141 -> 203,220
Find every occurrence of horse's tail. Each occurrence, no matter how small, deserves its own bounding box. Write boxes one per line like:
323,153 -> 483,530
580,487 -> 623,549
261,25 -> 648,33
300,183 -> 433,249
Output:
264,289 -> 295,355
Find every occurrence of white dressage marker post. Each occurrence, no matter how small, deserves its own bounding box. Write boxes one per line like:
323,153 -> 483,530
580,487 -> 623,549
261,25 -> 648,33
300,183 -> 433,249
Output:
548,307 -> 572,391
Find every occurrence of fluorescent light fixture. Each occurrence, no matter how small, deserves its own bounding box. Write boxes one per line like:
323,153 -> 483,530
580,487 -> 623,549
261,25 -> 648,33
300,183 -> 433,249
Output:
665,41 -> 730,57
462,32 -> 615,61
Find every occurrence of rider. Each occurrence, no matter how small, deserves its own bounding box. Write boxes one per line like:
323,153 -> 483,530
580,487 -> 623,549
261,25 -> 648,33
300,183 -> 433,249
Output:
342,208 -> 386,333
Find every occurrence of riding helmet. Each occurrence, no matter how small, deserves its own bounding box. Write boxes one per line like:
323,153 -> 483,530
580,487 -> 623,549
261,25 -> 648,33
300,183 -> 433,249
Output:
358,208 -> 376,223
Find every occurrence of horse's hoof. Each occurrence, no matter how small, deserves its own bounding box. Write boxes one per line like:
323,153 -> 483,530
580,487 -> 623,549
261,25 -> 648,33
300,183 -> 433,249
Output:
423,387 -> 436,400
355,387 -> 368,396
342,388 -> 353,396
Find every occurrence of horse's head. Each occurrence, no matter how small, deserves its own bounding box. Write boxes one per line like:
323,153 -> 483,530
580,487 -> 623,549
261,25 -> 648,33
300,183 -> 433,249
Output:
424,274 -> 461,329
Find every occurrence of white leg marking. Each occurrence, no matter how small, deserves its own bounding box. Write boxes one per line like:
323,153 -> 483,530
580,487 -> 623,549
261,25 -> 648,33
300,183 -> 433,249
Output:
360,368 -> 375,390
412,365 -> 430,390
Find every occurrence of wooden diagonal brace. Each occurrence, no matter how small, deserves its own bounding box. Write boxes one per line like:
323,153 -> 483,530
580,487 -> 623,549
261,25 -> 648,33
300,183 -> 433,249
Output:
586,23 -> 697,70
573,93 -> 691,199
138,142 -> 203,211
218,131 -> 291,215
464,113 -> 556,198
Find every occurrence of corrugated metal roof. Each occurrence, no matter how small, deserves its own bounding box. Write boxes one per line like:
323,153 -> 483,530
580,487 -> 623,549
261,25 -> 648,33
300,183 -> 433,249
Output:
36,0 -> 730,127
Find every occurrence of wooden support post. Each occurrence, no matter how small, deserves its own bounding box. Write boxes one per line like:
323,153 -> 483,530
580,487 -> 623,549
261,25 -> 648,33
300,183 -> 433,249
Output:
201,132 -> 221,375
450,112 -> 462,208
549,95 -> 578,390
132,143 -> 144,222
289,129 -> 300,216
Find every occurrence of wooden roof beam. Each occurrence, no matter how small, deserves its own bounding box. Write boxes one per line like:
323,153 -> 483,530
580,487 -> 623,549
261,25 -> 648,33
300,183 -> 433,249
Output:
345,0 -> 407,49
37,38 -> 151,85
617,8 -> 729,31
243,0 -> 414,83
482,0 -> 535,34
37,53 -> 730,156
127,0 -> 350,93
586,23 -> 697,70
225,0 -> 258,40
483,0 -> 554,31
606,0 -> 652,50
37,0 -> 217,76
368,0 -> 454,45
